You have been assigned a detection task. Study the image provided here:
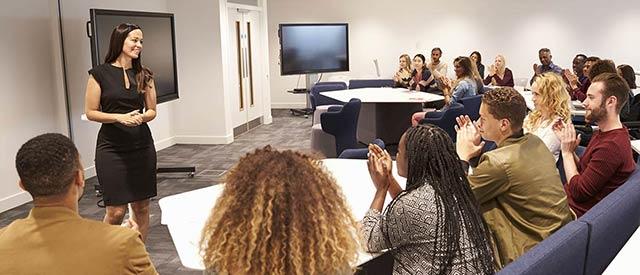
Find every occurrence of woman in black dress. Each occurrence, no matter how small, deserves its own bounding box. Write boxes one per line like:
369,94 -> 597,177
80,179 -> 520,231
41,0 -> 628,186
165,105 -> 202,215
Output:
84,23 -> 157,240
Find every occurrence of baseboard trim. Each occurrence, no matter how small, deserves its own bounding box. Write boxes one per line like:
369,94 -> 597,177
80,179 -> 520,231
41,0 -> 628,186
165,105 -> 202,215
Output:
155,136 -> 177,151
271,102 -> 307,109
173,135 -> 234,144
84,164 -> 97,179
0,191 -> 32,213
263,115 -> 273,124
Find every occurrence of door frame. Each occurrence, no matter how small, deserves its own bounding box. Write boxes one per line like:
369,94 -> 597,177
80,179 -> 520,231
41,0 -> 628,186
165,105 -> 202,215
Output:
219,0 -> 272,142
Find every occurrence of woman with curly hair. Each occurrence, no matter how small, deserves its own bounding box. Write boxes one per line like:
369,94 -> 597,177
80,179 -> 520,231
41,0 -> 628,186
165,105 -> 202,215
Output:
524,72 -> 572,161
362,124 -> 495,274
200,146 -> 359,275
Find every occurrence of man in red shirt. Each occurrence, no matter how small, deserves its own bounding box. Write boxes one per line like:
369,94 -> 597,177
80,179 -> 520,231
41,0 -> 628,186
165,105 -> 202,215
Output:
553,73 -> 636,217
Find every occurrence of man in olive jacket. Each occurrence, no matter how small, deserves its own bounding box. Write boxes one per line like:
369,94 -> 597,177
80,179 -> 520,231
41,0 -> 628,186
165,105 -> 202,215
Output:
0,133 -> 157,275
455,88 -> 573,268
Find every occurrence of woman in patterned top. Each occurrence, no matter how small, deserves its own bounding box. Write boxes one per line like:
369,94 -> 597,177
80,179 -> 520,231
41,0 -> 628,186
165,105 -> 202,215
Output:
361,124 -> 495,274
393,54 -> 413,88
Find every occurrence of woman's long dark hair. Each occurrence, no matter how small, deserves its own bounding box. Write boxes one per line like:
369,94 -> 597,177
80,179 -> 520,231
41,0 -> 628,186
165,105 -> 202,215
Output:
471,51 -> 482,65
455,56 -> 484,93
618,64 -> 637,89
382,124 -> 495,274
104,23 -> 153,93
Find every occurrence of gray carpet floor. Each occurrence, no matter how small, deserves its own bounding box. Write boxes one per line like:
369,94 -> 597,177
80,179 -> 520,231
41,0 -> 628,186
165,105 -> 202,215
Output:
0,109 -> 313,274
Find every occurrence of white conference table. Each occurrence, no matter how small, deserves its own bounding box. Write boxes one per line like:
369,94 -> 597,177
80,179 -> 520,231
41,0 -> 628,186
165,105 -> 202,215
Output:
159,158 -> 407,271
603,226 -> 640,274
631,140 -> 640,154
321,87 -> 444,144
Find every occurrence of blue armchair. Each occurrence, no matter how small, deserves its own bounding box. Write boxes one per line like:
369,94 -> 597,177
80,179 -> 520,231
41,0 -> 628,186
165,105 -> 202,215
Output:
459,94 -> 482,121
309,82 -> 347,110
419,103 -> 465,142
578,168 -> 640,275
309,82 -> 347,124
311,99 -> 362,157
348,79 -> 395,89
338,139 -> 385,159
497,221 -> 589,275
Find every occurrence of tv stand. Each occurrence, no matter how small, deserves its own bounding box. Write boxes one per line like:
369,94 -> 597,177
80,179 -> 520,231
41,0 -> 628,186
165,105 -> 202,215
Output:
287,88 -> 312,117
287,74 -> 319,118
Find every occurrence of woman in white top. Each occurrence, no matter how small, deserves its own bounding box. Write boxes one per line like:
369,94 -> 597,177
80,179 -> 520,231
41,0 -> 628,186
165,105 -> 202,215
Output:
523,72 -> 571,161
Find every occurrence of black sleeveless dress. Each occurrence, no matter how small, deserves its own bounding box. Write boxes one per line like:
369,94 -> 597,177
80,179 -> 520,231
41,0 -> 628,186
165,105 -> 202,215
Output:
89,63 -> 157,206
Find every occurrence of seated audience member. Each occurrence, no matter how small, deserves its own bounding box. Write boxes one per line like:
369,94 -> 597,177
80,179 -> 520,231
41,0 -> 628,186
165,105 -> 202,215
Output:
200,146 -> 358,275
411,56 -> 481,126
524,73 -> 572,161
393,54 -> 413,88
427,47 -> 448,80
618,64 -> 638,90
553,73 -> 635,217
530,48 -> 563,84
455,88 -> 573,268
586,60 -> 634,120
618,64 -> 638,121
483,55 -> 514,87
563,54 -> 587,88
362,124 -> 495,275
409,54 -> 436,92
565,56 -> 600,101
471,51 -> 485,78
0,133 -> 157,275
588,59 -> 617,81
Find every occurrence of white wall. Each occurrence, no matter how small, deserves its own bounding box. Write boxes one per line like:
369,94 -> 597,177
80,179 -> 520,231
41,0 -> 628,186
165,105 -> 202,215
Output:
267,0 -> 640,108
0,1 -> 68,212
167,0 -> 233,144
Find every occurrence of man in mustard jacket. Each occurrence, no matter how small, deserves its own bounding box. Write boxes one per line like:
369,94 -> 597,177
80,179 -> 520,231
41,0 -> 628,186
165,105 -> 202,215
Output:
0,133 -> 157,275
455,88 -> 573,269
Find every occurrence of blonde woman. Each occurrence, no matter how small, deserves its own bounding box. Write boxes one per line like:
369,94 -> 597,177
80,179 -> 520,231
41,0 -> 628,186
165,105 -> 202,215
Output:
483,55 -> 514,87
523,72 -> 571,161
200,146 -> 358,275
393,54 -> 413,88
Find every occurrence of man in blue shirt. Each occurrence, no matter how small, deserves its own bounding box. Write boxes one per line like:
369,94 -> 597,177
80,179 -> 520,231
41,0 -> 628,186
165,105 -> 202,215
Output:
530,48 -> 563,84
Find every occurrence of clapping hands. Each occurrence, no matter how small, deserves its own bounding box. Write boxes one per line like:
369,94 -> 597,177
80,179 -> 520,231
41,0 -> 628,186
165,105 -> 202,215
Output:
489,64 -> 497,77
455,115 -> 485,161
533,64 -> 542,75
563,69 -> 579,89
552,119 -> 581,154
367,144 -> 392,191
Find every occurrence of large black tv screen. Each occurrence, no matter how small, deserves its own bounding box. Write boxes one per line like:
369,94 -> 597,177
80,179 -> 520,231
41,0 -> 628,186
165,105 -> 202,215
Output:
279,23 -> 349,75
89,9 -> 179,103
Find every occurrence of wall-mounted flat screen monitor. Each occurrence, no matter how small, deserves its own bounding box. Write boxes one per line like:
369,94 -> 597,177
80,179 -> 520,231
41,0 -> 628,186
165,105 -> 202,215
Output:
279,23 -> 349,75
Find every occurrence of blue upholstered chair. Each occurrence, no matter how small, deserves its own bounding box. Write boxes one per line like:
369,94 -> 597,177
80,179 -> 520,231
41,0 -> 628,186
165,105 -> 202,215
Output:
577,168 -> 640,275
419,103 -> 465,142
309,82 -> 347,124
338,138 -> 385,159
497,221 -> 589,275
311,99 -> 361,158
557,146 -> 586,185
459,94 -> 482,121
480,85 -> 492,94
348,79 -> 395,89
